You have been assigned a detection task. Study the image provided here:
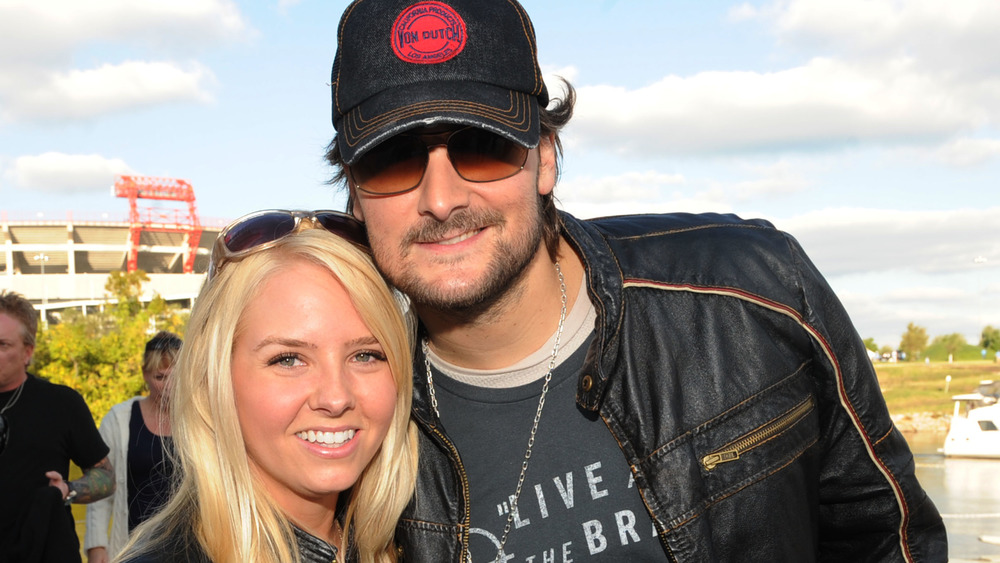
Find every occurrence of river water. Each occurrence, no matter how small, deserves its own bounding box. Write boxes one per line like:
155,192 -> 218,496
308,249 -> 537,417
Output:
903,432 -> 1000,562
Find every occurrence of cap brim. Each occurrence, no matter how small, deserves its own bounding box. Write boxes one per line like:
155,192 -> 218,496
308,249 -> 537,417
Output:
337,80 -> 540,165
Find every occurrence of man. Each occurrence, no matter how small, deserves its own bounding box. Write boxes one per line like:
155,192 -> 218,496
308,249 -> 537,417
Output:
326,1 -> 947,561
0,290 -> 114,563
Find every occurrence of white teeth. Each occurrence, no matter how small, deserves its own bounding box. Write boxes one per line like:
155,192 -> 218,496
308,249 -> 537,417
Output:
297,429 -> 356,446
438,230 -> 478,245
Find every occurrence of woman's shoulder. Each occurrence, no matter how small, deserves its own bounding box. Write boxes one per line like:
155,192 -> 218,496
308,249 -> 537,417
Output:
101,397 -> 142,425
116,529 -> 210,563
113,396 -> 142,412
118,546 -> 209,563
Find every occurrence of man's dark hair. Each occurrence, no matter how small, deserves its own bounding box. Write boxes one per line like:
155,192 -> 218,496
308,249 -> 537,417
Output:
326,79 -> 576,262
0,290 -> 38,348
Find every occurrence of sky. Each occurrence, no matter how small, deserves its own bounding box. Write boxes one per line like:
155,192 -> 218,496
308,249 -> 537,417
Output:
1,0 -> 999,350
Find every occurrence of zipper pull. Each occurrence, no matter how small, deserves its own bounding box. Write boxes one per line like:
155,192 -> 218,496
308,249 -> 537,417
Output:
702,449 -> 740,471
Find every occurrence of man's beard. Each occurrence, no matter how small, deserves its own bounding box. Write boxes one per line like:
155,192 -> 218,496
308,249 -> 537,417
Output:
374,202 -> 545,323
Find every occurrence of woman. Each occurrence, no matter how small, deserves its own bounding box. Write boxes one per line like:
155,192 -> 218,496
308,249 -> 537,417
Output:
116,210 -> 418,563
85,331 -> 183,563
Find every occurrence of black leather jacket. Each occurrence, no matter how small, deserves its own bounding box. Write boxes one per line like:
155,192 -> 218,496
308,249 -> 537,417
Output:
397,211 -> 947,562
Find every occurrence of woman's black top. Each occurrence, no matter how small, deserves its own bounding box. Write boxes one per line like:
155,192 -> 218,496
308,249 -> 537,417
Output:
126,400 -> 175,532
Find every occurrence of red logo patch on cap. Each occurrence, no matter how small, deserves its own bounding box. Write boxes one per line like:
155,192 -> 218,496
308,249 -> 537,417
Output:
391,1 -> 466,65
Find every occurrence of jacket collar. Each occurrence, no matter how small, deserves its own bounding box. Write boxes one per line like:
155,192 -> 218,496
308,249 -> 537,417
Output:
558,211 -> 622,411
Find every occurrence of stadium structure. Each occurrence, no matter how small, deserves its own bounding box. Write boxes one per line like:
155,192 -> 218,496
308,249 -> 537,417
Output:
1,176 -> 228,322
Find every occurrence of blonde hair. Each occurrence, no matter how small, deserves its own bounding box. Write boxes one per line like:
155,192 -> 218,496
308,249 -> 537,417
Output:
117,228 -> 418,563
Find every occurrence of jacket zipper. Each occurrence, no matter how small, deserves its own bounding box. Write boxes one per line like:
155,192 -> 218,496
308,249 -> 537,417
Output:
417,407 -> 473,562
602,420 -> 680,563
701,395 -> 815,471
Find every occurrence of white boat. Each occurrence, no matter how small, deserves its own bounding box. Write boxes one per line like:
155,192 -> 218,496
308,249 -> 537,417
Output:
943,380 -> 1000,459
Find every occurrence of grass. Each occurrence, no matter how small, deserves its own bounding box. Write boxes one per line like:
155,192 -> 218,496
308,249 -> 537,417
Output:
874,360 -> 1000,415
922,342 -> 997,363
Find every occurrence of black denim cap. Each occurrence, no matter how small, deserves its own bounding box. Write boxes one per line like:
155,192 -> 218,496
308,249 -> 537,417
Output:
331,0 -> 549,165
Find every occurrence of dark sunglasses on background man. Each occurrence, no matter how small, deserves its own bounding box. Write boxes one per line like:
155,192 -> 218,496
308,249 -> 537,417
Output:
208,210 -> 368,280
349,126 -> 530,196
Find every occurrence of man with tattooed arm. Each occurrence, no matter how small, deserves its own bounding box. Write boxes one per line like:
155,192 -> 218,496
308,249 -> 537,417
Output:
0,290 -> 114,563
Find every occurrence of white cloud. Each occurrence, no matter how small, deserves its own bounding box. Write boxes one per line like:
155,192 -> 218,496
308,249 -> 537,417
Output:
558,170 -> 726,217
714,159 -> 811,201
559,196 -> 729,220
0,0 -> 247,122
570,57 -> 983,157
882,286 -> 967,303
835,268 -> 998,347
544,66 -> 579,85
933,137 -> 1000,167
0,0 -> 248,62
561,170 -> 685,201
2,152 -> 134,193
568,0 -> 1000,159
558,168 -> 730,215
740,0 -> 1000,75
557,158 -> 815,218
776,207 -> 1000,277
2,61 -> 215,121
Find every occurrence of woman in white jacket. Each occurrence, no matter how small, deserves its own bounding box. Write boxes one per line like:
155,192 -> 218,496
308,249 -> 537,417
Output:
84,331 -> 181,563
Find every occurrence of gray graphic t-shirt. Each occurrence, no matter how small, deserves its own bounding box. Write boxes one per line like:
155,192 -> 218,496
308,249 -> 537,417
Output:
430,334 -> 669,562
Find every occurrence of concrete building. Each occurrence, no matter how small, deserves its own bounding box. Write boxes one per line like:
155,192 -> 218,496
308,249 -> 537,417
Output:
1,212 -> 225,321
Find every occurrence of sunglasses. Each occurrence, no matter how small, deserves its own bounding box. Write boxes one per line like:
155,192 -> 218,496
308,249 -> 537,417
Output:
349,127 -> 530,196
0,412 -> 8,456
209,210 -> 368,280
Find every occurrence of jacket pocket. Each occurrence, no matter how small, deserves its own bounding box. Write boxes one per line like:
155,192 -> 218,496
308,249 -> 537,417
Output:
684,362 -> 821,508
701,395 -> 815,471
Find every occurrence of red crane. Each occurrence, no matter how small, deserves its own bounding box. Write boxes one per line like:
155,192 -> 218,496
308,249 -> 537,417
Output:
113,175 -> 203,273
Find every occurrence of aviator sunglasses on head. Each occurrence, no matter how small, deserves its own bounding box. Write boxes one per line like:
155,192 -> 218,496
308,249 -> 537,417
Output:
208,210 -> 368,280
349,126 -> 530,196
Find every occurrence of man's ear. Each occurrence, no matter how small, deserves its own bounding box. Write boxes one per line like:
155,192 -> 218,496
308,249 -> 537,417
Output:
23,343 -> 34,368
537,133 -> 557,197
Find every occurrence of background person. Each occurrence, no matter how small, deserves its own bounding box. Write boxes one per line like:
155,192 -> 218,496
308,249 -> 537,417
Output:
85,331 -> 183,563
324,0 -> 947,561
116,212 -> 418,563
0,290 -> 114,563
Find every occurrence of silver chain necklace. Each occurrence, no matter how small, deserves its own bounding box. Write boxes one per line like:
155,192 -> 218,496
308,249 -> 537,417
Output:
1,378 -> 26,415
423,262 -> 568,563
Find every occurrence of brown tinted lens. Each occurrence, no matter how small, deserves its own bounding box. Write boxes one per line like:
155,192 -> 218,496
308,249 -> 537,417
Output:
352,136 -> 428,194
449,128 -> 528,182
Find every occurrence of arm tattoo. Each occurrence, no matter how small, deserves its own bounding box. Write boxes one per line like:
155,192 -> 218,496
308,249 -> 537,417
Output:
70,456 -> 115,504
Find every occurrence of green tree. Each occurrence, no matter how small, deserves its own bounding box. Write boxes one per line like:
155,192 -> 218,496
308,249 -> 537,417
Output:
981,325 -> 1000,352
105,270 -> 150,319
33,270 -> 188,423
899,322 -> 928,361
863,337 -> 878,352
932,333 -> 967,360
